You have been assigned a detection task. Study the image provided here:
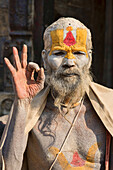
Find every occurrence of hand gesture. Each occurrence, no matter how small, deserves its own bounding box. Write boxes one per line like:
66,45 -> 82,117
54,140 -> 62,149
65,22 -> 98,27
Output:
4,45 -> 45,100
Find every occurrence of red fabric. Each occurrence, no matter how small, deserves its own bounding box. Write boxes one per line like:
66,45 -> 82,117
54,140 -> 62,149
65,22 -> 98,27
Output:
105,130 -> 111,170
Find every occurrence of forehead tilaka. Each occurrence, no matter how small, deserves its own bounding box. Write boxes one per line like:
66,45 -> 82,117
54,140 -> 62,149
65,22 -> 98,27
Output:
43,17 -> 92,52
49,26 -> 88,57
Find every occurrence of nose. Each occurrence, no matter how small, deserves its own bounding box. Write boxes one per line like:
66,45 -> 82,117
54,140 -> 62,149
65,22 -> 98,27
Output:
65,51 -> 75,59
62,58 -> 76,68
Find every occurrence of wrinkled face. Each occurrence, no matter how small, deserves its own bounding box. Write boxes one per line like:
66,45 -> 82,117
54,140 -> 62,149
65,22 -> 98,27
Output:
43,26 -> 91,107
47,26 -> 89,71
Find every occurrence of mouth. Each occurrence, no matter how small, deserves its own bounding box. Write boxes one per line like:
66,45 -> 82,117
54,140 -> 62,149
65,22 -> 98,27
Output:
61,73 -> 79,77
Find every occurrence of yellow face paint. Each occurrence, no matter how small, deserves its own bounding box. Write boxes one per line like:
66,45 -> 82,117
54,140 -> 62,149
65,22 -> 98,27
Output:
66,26 -> 73,31
49,27 -> 88,58
49,143 -> 99,169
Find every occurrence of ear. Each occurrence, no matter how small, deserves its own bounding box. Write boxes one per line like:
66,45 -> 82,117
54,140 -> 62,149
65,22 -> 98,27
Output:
42,49 -> 48,69
87,50 -> 92,69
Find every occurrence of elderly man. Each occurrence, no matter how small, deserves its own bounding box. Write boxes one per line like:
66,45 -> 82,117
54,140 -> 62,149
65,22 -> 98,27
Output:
0,17 -> 113,170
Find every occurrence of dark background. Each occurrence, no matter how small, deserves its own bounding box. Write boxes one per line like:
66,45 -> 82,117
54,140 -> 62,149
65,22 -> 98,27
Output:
0,0 -> 112,115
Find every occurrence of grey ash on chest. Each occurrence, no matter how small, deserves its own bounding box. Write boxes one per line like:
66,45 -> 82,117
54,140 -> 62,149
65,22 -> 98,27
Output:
31,94 -> 106,169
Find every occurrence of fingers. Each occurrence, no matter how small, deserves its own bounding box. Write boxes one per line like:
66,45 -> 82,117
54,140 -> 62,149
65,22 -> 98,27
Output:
21,44 -> 27,68
4,58 -> 16,76
27,62 -> 40,80
13,47 -> 21,70
28,62 -> 40,72
13,45 -> 27,69
27,62 -> 45,83
36,67 -> 45,83
35,68 -> 45,92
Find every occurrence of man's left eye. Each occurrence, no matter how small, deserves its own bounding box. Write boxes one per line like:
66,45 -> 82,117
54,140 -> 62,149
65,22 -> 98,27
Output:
73,51 -> 85,55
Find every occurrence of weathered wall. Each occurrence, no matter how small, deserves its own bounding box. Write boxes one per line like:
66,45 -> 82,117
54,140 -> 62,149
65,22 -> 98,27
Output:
0,0 -> 9,92
0,0 -> 34,116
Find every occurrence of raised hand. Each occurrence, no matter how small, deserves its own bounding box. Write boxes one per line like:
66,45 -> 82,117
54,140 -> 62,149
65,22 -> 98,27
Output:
4,45 -> 45,100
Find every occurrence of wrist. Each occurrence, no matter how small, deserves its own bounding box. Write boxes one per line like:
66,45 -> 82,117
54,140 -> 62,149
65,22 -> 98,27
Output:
14,97 -> 31,109
14,95 -> 32,104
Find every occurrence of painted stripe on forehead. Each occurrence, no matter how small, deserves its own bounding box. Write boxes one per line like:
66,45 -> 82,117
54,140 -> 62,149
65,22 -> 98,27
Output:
76,28 -> 87,47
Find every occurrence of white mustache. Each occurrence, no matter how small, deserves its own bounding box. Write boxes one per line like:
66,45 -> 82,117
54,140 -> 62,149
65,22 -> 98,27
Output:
54,67 -> 81,78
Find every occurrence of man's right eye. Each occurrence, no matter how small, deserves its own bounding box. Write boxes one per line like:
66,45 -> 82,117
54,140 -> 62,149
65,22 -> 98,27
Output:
53,52 -> 65,56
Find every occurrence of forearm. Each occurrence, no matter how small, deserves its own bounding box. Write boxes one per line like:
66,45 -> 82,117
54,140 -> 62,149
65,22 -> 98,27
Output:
2,45 -> 44,169
1,98 -> 30,170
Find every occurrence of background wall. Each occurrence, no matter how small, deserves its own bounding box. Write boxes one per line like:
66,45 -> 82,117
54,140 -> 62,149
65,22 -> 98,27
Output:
0,0 -> 112,115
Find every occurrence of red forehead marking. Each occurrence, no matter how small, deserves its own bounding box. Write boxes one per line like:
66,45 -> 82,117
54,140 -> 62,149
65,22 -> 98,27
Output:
63,30 -> 76,46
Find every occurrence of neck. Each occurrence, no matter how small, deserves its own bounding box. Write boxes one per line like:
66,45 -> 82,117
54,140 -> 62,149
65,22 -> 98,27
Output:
51,86 -> 84,110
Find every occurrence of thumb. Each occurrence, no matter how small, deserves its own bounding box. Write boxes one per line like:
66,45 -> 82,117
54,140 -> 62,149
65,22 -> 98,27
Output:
36,67 -> 45,84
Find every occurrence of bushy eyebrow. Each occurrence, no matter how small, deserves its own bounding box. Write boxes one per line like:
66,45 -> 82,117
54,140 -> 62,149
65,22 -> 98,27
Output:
52,49 -> 65,53
51,46 -> 87,53
52,46 -> 69,51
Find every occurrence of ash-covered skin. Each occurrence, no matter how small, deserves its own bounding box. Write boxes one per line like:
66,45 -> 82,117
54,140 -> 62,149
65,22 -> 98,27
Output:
46,50 -> 89,70
32,18 -> 106,169
0,17 -> 109,170
42,18 -> 92,109
27,95 -> 106,170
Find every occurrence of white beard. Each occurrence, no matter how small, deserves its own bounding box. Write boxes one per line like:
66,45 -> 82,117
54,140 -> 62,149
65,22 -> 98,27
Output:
45,66 -> 91,110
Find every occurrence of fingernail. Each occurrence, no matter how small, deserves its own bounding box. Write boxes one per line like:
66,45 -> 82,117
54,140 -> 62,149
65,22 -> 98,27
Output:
36,68 -> 40,72
41,67 -> 44,72
4,57 -> 8,62
13,46 -> 17,51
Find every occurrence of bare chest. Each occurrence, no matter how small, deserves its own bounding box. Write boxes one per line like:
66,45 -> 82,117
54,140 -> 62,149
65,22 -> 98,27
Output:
30,97 -> 106,169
